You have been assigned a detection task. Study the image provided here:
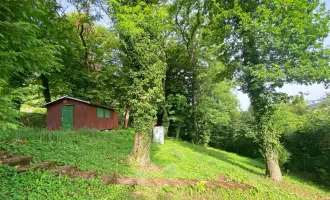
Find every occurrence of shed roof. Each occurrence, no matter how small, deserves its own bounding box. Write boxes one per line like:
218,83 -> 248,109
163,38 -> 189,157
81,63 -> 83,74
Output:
42,95 -> 116,111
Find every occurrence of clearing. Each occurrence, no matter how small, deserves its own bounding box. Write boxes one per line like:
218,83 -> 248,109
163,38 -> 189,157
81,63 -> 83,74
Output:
0,129 -> 329,199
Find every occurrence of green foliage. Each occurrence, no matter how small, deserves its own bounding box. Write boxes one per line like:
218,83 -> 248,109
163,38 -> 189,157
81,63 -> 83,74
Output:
20,113 -> 46,129
107,0 -> 168,163
283,103 -> 330,186
0,0 -> 61,129
209,110 -> 260,158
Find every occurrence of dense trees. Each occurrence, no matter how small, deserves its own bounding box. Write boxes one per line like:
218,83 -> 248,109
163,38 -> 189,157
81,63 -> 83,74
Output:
1,0 -> 330,184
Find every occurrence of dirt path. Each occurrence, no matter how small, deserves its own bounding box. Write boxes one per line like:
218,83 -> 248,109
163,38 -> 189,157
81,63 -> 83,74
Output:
102,174 -> 253,190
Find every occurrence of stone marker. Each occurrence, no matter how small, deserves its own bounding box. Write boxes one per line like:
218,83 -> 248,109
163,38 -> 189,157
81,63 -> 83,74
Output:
153,126 -> 164,145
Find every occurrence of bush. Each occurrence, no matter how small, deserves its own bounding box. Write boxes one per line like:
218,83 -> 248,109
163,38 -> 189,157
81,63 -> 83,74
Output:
283,107 -> 330,186
20,112 -> 46,128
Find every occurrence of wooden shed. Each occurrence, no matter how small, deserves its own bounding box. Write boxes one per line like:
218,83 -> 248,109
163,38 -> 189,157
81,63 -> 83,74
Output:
42,96 -> 118,130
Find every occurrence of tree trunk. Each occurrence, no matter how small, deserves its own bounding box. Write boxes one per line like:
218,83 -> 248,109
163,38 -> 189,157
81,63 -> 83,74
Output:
192,69 -> 197,143
130,132 -> 150,166
122,104 -> 130,129
175,126 -> 180,140
265,150 -> 282,182
162,109 -> 169,138
265,156 -> 270,176
40,74 -> 51,103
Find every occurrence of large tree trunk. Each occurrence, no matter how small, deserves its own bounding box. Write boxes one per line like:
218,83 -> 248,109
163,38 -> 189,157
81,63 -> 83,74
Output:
265,150 -> 282,182
130,132 -> 151,166
122,104 -> 131,129
40,74 -> 51,103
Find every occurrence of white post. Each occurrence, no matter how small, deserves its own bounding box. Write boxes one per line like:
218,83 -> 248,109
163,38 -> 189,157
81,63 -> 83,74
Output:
153,126 -> 164,145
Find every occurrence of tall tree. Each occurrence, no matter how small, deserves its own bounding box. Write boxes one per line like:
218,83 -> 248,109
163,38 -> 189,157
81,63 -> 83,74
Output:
210,0 -> 330,181
108,0 -> 167,165
170,0 -> 203,142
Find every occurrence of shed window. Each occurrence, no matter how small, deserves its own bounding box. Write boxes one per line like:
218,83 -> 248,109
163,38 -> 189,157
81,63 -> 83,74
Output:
105,109 -> 110,118
97,107 -> 104,118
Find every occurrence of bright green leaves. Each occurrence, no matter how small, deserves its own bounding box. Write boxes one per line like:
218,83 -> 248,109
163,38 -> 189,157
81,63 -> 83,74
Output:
0,0 -> 61,130
110,0 -> 167,137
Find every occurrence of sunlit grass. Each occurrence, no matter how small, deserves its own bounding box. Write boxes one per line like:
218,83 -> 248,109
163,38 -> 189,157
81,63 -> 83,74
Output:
0,129 -> 329,199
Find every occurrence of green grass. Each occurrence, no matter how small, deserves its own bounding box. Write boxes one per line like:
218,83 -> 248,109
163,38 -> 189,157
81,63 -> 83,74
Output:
0,128 -> 329,199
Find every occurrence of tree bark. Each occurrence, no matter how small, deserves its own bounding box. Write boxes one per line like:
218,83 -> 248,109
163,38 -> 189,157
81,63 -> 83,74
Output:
175,126 -> 180,140
162,109 -> 169,138
40,74 -> 51,103
265,156 -> 270,176
265,150 -> 282,182
130,132 -> 150,166
123,104 -> 131,129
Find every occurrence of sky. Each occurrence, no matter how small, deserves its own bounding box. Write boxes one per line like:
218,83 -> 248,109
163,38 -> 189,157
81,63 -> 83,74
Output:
236,0 -> 330,110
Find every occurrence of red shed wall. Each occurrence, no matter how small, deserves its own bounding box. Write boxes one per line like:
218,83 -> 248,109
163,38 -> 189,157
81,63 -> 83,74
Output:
46,99 -> 118,130
46,101 -> 62,130
86,106 -> 118,130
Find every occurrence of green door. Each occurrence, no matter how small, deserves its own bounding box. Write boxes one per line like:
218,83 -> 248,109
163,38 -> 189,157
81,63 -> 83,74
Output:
62,105 -> 73,130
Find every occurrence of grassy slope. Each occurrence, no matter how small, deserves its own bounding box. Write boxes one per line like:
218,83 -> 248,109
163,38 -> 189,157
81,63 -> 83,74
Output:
0,129 -> 329,199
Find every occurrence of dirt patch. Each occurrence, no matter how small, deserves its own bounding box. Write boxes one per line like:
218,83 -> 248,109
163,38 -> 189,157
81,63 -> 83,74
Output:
137,163 -> 163,173
103,174 -> 253,190
0,156 -> 32,166
51,165 -> 78,176
0,151 -> 9,159
71,170 -> 98,179
103,174 -> 138,186
16,165 -> 31,173
34,161 -> 57,170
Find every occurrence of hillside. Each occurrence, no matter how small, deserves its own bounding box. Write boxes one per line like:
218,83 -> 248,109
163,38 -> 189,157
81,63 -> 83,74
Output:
0,129 -> 329,199
307,98 -> 330,109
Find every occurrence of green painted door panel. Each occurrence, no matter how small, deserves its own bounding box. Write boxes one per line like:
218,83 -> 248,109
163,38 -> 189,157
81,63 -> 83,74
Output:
62,105 -> 73,130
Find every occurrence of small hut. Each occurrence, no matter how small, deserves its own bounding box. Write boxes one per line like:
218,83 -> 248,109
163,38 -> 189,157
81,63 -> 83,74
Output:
42,96 -> 118,130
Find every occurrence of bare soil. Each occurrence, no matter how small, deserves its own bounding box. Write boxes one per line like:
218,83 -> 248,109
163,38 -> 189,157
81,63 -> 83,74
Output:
51,165 -> 78,176
0,151 -> 9,159
71,170 -> 98,179
103,174 -> 254,190
34,161 -> 57,170
0,156 -> 33,166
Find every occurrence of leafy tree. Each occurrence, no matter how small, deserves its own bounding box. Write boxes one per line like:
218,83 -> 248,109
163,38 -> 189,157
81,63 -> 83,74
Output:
209,0 -> 330,181
209,109 -> 260,158
108,0 -> 167,165
197,62 -> 239,146
167,94 -> 189,139
170,0 -> 204,142
0,0 -> 60,129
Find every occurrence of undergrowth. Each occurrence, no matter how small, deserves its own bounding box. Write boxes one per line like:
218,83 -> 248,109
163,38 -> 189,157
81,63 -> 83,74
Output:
0,128 -> 329,199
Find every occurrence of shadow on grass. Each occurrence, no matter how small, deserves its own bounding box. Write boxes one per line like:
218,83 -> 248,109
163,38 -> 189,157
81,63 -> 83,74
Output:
177,139 -> 265,176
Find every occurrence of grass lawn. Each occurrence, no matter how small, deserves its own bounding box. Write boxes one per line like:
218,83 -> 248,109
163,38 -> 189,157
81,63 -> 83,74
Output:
0,128 -> 329,199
